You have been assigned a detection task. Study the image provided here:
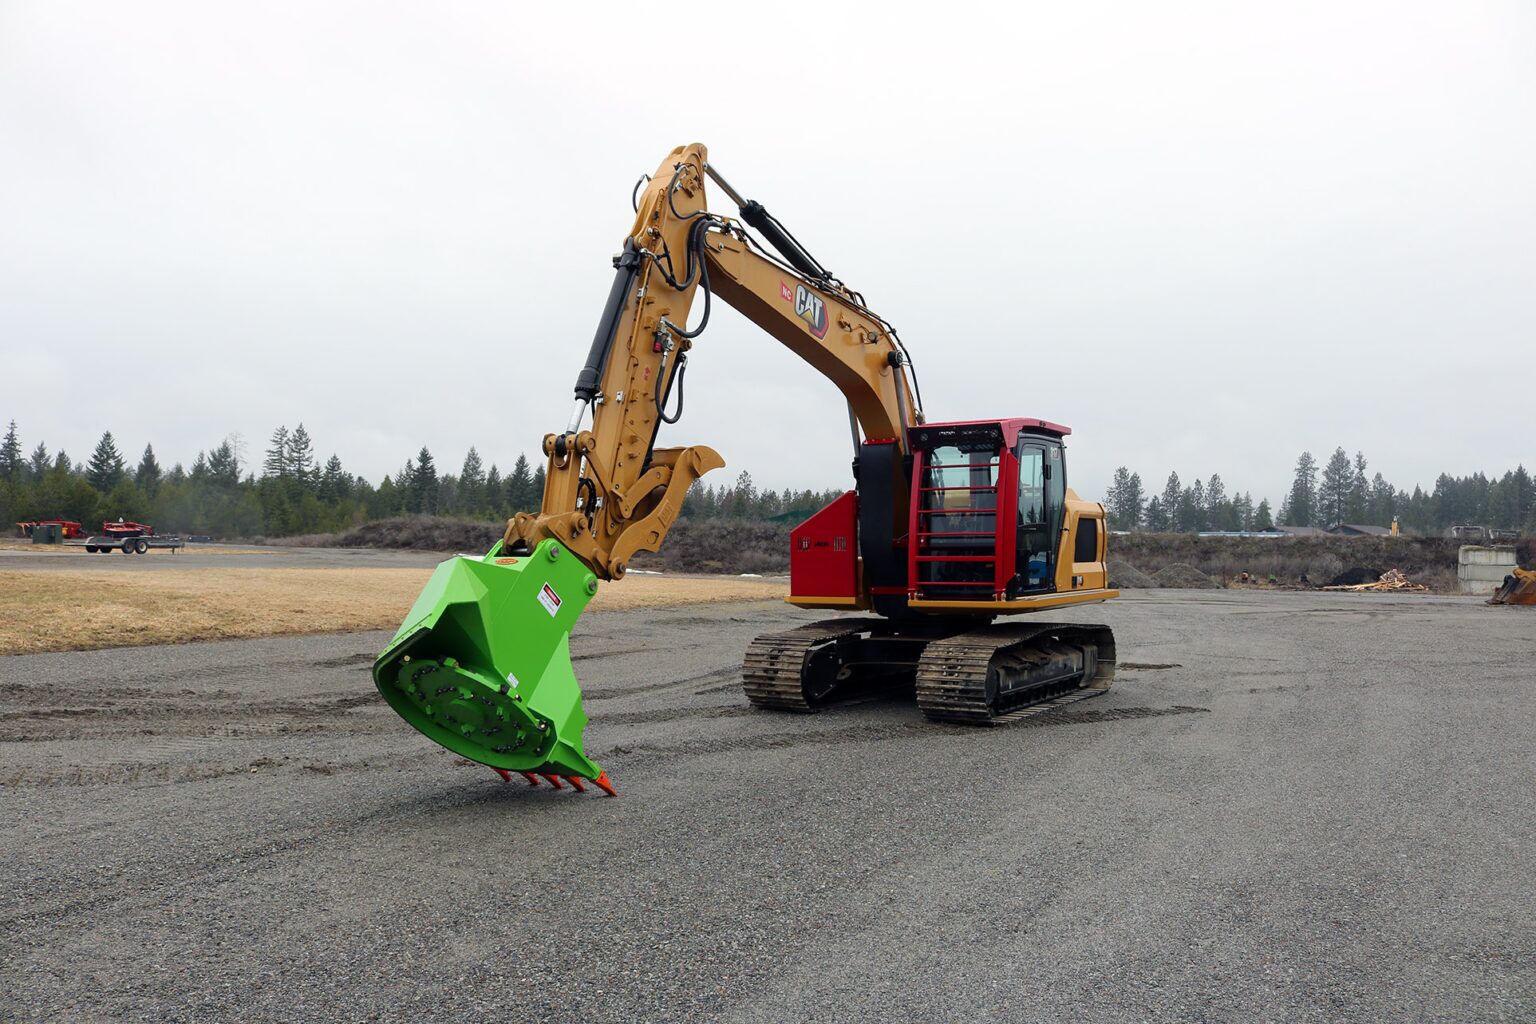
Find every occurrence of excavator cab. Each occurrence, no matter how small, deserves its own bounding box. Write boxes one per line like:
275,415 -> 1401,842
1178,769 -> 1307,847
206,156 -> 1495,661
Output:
905,419 -> 1105,610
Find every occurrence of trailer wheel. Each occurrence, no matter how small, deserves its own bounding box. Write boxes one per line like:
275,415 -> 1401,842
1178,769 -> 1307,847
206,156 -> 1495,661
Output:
135,538 -> 149,554
85,545 -> 98,553
121,539 -> 135,553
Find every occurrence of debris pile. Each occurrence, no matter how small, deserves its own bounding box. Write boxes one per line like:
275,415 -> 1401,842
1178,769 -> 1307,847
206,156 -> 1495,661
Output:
1107,560 -> 1155,589
1328,566 -> 1386,588
1321,569 -> 1428,593
1152,562 -> 1221,589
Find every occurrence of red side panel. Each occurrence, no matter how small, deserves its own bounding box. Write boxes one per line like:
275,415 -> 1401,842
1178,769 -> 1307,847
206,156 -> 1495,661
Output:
790,491 -> 859,600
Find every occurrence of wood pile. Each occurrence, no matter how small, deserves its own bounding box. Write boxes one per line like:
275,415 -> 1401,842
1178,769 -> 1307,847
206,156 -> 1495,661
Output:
1321,569 -> 1428,593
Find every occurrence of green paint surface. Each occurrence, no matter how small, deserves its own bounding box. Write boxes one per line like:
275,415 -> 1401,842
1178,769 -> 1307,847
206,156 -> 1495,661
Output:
372,539 -> 602,779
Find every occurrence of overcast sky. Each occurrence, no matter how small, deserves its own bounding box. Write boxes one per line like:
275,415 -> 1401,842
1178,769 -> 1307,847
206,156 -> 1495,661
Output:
2,1 -> 1532,504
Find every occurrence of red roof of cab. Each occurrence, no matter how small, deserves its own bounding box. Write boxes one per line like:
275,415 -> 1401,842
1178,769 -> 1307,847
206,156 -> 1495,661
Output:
919,417 -> 1071,445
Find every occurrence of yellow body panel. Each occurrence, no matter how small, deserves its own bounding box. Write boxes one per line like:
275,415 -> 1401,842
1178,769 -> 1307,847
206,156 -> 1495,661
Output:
786,595 -> 870,610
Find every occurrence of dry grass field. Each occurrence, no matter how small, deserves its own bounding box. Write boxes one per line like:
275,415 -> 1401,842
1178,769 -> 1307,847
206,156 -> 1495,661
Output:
0,567 -> 788,655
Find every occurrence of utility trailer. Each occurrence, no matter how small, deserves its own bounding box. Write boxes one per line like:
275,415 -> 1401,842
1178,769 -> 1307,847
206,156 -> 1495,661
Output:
76,534 -> 186,554
71,521 -> 186,554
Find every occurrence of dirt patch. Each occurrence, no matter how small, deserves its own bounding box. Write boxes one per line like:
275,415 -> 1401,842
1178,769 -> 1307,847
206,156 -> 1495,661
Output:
1152,562 -> 1221,589
0,569 -> 788,656
1107,560 -> 1155,589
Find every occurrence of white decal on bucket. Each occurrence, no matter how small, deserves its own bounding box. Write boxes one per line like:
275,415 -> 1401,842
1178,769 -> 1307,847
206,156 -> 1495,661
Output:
537,582 -> 562,617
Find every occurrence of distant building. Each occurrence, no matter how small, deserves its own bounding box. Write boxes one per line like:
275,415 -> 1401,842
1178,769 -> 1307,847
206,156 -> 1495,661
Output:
1272,525 -> 1329,537
1329,524 -> 1393,537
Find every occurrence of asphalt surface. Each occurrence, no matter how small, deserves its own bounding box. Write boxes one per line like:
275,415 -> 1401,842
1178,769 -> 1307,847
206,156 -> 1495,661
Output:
0,542 -> 448,571
2,590 -> 1532,1022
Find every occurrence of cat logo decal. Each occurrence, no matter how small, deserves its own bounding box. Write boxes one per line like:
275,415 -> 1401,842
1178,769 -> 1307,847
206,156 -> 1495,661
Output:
793,284 -> 828,339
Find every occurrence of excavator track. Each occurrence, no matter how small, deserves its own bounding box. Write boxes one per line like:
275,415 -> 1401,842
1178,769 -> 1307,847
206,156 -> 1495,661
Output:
743,618 -> 1115,724
741,618 -> 887,712
915,623 -> 1115,725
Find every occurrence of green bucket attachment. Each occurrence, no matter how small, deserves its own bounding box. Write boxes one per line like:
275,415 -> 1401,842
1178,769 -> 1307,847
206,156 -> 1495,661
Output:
372,538 -> 615,796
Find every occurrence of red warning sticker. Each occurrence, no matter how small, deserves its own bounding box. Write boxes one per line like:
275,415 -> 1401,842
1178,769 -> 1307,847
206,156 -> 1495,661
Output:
537,582 -> 562,617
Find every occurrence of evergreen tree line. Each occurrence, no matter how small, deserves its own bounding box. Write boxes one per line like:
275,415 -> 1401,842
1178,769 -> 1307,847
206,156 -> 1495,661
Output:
0,420 -> 842,539
1103,447 -> 1535,535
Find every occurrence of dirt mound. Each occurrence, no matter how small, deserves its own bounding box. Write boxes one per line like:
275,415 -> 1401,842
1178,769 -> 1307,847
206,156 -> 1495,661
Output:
1329,566 -> 1386,587
1152,562 -> 1221,589
1107,560 -> 1155,589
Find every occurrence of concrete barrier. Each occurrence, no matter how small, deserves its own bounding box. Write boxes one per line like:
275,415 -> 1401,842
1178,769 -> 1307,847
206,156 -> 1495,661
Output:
1458,545 -> 1517,595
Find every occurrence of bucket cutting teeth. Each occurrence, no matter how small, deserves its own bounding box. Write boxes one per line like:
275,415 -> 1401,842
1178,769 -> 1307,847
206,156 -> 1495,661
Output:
492,767 -> 614,795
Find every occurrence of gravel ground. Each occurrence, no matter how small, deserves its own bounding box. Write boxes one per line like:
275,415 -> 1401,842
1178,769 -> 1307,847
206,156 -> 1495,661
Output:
2,590 -> 1532,1022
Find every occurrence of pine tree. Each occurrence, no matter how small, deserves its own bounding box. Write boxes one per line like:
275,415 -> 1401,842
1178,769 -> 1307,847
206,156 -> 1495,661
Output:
1512,465 -> 1533,527
1104,467 -> 1144,530
28,442 -> 49,479
135,444 -> 162,495
731,471 -> 757,517
1205,474 -> 1232,530
287,424 -> 315,486
320,455 -> 348,502
1318,447 -> 1353,528
86,431 -> 127,491
1489,473 -> 1520,529
1346,451 -> 1369,523
506,454 -> 534,512
0,421 -> 22,480
1284,452 -> 1318,527
412,447 -> 438,513
1254,498 -> 1275,530
457,447 -> 485,513
1370,473 -> 1395,526
1143,495 -> 1170,532
263,426 -> 290,479
531,464 -> 545,505
207,441 -> 240,487
1182,479 -> 1206,533
1232,491 -> 1254,531
484,464 -> 502,513
1160,472 -> 1181,525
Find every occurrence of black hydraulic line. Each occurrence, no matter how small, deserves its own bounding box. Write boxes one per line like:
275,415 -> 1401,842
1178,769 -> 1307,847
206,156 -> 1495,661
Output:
670,238 -> 712,339
574,240 -> 642,402
667,162 -> 710,221
656,352 -> 687,424
737,200 -> 832,281
645,217 -> 715,293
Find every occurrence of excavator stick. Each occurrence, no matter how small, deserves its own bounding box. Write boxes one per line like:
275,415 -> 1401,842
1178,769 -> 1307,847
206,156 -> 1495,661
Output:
371,538 -> 614,794
1488,567 -> 1536,606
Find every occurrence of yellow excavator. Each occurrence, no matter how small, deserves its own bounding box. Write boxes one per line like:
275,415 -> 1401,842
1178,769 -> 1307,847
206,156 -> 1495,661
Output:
372,144 -> 1118,794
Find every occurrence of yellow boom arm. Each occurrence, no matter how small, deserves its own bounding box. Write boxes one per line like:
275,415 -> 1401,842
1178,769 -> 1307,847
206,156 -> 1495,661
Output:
503,143 -> 921,580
